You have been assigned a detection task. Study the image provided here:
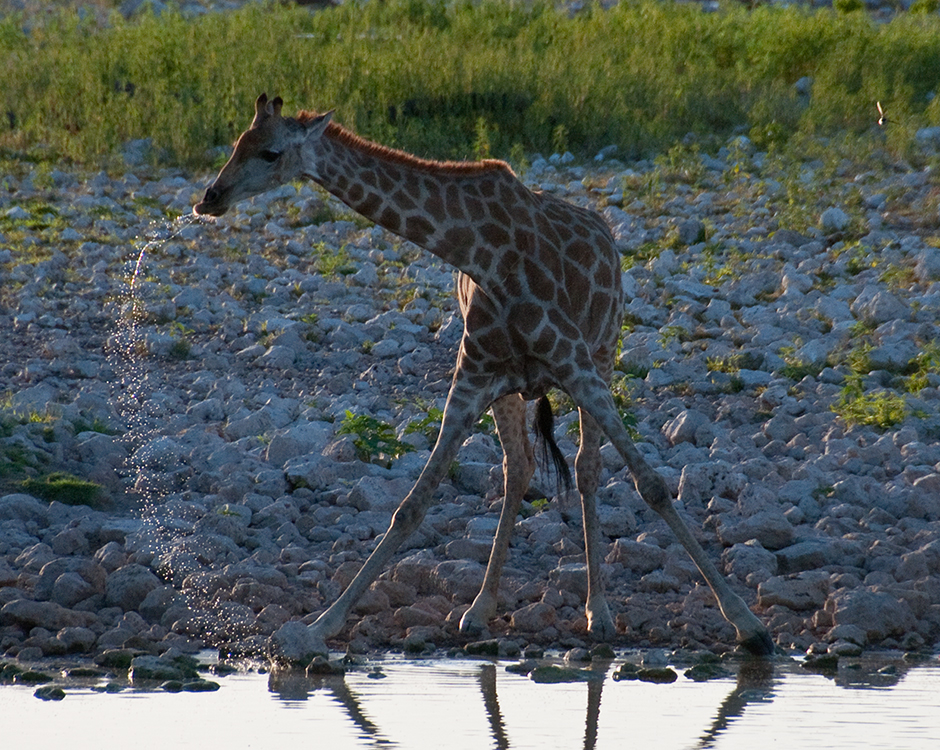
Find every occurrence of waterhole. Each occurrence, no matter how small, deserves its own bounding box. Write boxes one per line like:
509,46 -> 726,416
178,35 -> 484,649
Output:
3,654 -> 938,749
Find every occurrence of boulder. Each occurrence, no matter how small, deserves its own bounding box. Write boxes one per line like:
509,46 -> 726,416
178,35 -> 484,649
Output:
826,587 -> 916,643
718,510 -> 794,550
757,572 -> 829,611
510,601 -> 556,632
105,564 -> 162,611
677,461 -> 746,504
605,539 -> 665,574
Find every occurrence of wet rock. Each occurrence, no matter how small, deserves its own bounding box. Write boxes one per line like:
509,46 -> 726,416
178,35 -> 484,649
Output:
129,654 -> 194,683
465,639 -> 500,656
636,667 -> 678,684
529,665 -> 599,683
34,685 -> 66,701
269,621 -> 327,665
305,655 -> 345,676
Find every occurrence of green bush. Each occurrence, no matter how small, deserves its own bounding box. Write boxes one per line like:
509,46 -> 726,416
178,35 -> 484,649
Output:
21,472 -> 104,507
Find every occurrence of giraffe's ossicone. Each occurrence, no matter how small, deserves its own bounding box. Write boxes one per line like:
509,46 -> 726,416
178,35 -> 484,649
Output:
196,94 -> 773,660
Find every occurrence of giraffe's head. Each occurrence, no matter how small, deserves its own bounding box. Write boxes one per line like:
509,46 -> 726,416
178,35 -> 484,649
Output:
194,93 -> 332,216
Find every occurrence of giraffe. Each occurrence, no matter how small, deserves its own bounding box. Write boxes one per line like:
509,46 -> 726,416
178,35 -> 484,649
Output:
195,94 -> 773,657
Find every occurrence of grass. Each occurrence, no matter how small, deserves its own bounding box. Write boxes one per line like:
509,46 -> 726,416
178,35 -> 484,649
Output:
1,2 -> 940,168
21,472 -> 104,507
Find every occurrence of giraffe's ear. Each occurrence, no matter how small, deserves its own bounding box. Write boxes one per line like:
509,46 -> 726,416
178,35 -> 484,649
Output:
252,93 -> 283,125
303,110 -> 333,140
252,93 -> 271,127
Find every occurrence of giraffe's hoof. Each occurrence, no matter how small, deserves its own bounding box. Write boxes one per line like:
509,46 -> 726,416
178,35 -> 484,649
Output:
737,628 -> 775,657
268,621 -> 329,666
458,612 -> 487,637
587,614 -> 618,642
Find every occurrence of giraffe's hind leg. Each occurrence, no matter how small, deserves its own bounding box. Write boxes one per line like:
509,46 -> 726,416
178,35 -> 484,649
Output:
559,354 -> 773,655
576,408 -> 617,641
460,394 -> 534,635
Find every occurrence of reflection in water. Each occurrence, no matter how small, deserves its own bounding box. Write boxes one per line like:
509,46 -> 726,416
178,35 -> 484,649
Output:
1,653 -> 937,749
265,656 -> 791,750
269,669 -> 393,747
696,659 -> 775,749
480,664 -> 509,750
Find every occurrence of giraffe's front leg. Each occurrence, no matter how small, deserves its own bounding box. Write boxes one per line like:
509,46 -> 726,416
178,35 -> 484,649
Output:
460,395 -> 534,635
270,374 -> 494,664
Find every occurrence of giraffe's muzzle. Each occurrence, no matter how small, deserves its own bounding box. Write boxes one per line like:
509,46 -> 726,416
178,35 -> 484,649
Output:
193,185 -> 227,216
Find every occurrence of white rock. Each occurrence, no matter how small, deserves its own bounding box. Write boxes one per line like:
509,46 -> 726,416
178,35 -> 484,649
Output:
662,409 -> 711,447
820,207 -> 851,233
676,461 -> 746,504
851,285 -> 909,325
718,510 -> 795,550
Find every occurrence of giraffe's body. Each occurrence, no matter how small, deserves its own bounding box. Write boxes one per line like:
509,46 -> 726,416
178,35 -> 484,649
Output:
196,94 -> 772,657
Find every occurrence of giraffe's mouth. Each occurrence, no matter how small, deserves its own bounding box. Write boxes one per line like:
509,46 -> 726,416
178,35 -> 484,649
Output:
193,185 -> 229,216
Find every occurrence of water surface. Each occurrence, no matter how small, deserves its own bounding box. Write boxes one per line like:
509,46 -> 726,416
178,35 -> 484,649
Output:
4,655 -> 938,749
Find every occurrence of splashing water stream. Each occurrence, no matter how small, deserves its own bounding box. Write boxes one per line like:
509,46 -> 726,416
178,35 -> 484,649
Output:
112,212 -> 208,569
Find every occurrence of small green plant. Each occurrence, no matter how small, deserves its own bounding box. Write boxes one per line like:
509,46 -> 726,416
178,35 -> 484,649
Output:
659,325 -> 690,347
338,410 -> 414,465
167,321 -> 194,360
706,356 -> 740,374
21,472 -> 103,507
846,341 -> 874,376
832,376 -> 908,429
905,341 -> 940,393
654,142 -> 706,186
879,263 -> 918,291
476,411 -> 497,438
405,407 -> 445,442
521,496 -> 551,518
316,243 -> 357,277
779,344 -> 825,380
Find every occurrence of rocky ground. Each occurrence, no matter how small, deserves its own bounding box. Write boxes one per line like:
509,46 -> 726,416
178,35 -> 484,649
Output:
1,123 -> 940,681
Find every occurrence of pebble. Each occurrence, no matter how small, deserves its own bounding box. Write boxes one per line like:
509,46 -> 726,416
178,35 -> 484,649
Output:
0,115 -> 938,666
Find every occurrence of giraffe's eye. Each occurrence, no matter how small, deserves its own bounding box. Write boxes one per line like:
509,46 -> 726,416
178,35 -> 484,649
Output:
259,150 -> 280,163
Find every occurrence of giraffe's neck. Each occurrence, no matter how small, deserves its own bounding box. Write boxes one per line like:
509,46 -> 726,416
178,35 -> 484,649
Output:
307,123 -> 525,287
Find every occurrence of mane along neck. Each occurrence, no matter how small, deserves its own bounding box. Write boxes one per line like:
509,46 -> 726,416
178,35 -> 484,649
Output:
296,110 -> 513,177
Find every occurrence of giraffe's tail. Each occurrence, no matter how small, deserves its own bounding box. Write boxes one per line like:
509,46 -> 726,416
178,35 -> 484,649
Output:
533,395 -> 573,497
